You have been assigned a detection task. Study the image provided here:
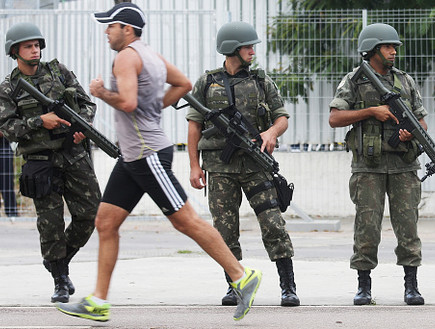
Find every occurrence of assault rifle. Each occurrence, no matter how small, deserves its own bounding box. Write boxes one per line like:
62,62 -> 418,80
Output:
12,78 -> 121,159
178,93 -> 279,173
352,61 -> 435,181
175,93 -> 293,212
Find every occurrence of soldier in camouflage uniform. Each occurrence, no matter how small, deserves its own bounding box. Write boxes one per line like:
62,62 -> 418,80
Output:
187,21 -> 299,307
0,23 -> 101,303
329,23 -> 427,306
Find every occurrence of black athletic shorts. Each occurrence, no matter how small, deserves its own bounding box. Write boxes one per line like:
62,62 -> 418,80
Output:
101,146 -> 187,215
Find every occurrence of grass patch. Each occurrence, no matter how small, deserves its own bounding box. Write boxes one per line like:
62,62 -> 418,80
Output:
177,250 -> 193,254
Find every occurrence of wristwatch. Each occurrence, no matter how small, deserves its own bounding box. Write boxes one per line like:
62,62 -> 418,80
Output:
33,116 -> 43,129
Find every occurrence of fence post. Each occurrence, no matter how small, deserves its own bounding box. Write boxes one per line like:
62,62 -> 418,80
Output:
362,9 -> 368,28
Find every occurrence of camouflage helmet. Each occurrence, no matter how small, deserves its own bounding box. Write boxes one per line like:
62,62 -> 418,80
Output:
5,22 -> 46,58
357,23 -> 402,56
216,21 -> 261,55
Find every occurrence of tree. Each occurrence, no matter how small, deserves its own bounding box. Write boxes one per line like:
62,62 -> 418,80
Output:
268,0 -> 435,103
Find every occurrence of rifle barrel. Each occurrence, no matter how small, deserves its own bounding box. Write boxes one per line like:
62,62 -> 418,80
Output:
12,78 -> 120,159
183,92 -> 279,173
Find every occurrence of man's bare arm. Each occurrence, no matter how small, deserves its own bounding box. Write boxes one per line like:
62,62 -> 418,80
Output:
89,47 -> 141,112
329,106 -> 399,128
259,116 -> 288,153
159,55 -> 192,108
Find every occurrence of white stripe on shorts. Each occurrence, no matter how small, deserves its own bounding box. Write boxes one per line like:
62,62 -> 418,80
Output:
146,152 -> 184,211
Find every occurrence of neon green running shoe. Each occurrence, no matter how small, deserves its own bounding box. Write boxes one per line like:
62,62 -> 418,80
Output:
230,267 -> 262,321
56,295 -> 110,322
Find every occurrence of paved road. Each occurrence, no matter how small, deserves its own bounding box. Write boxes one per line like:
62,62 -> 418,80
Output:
1,216 -> 435,328
2,305 -> 435,329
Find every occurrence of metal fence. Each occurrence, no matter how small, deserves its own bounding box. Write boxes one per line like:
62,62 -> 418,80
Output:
0,1 -> 434,218
0,0 -> 284,217
268,8 -> 435,200
269,8 -> 435,151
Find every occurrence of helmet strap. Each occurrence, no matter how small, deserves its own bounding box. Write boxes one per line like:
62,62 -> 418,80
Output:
375,47 -> 394,68
235,49 -> 251,68
15,52 -> 41,66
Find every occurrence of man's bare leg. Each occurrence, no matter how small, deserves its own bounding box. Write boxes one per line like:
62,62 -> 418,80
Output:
167,201 -> 244,282
57,201 -> 261,322
93,202 -> 130,300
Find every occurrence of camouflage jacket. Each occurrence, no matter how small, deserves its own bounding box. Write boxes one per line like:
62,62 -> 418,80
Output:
330,65 -> 427,174
0,59 -> 96,164
186,65 -> 288,173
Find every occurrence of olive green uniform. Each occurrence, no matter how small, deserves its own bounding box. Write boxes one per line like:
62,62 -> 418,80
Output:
186,66 -> 293,261
329,64 -> 427,270
0,60 -> 101,261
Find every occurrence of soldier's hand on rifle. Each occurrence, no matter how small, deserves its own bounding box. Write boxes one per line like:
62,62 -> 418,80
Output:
189,165 -> 206,190
40,111 -> 71,130
256,116 -> 288,153
398,129 -> 413,142
398,118 -> 428,142
257,130 -> 277,154
73,131 -> 86,144
372,105 -> 399,124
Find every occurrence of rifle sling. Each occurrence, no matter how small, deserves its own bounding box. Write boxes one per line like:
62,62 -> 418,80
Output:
219,71 -> 262,141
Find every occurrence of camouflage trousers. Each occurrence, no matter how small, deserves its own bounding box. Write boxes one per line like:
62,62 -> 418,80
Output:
349,171 -> 422,270
33,155 -> 101,261
208,170 -> 294,261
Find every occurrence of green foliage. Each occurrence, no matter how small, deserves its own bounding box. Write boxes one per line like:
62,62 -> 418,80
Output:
269,1 -> 435,103
395,10 -> 435,82
269,70 -> 313,103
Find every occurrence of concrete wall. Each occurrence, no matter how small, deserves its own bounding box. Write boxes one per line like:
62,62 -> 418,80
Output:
93,150 -> 435,219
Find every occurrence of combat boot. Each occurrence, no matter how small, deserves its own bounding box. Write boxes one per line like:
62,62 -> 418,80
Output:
404,266 -> 424,305
50,259 -> 69,303
43,246 -> 79,295
276,258 -> 300,306
221,271 -> 237,306
353,270 -> 372,305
